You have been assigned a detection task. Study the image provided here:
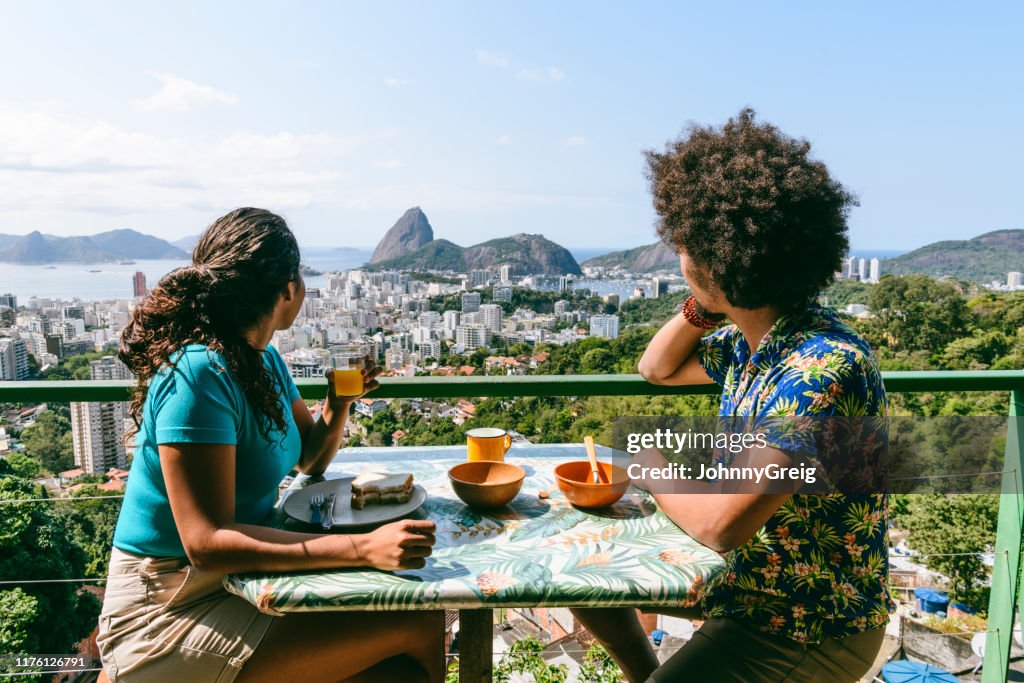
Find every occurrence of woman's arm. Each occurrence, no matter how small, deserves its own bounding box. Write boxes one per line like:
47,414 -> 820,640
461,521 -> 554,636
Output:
161,442 -> 434,574
293,356 -> 383,476
637,312 -> 716,386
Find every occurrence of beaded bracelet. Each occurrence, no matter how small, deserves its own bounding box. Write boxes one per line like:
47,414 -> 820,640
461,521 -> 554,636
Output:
681,295 -> 726,330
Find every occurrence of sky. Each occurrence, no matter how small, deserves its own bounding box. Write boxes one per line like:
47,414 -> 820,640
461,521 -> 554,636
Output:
0,1 -> 1020,251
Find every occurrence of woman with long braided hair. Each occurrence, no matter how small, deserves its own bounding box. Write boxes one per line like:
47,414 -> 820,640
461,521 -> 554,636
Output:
96,208 -> 443,683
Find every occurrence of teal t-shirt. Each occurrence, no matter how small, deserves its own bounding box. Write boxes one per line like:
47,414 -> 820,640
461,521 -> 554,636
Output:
112,344 -> 302,558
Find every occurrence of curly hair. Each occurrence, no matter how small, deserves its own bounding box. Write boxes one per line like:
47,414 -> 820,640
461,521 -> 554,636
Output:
119,208 -> 301,439
646,108 -> 856,311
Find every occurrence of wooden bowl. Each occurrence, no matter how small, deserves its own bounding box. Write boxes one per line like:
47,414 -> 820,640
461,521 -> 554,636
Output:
554,461 -> 630,509
448,461 -> 526,509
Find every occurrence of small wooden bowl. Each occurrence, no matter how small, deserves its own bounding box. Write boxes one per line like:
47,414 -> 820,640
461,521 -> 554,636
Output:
554,461 -> 630,509
448,461 -> 526,509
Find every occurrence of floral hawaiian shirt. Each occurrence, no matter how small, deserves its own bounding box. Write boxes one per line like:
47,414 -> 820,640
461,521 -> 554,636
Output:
697,303 -> 895,644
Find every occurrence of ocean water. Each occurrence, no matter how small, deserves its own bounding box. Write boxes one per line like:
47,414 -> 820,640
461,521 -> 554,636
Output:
0,247 -> 373,302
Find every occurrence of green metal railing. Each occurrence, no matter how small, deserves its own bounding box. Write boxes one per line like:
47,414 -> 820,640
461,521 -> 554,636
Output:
1,370 -> 1022,682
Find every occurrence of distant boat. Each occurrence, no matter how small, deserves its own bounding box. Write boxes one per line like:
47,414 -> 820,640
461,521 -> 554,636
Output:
43,265 -> 57,269
88,269 -> 102,273
119,260 -> 136,265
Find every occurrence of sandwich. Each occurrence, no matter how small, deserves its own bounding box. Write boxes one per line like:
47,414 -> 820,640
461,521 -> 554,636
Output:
351,471 -> 414,509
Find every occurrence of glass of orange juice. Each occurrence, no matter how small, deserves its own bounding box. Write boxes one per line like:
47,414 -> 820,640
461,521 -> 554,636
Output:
330,342 -> 367,397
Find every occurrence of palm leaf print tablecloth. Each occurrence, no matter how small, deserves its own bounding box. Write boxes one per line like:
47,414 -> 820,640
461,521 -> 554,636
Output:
223,444 -> 727,615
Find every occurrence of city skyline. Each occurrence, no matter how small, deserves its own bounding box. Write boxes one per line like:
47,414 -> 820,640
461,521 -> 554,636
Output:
1,2 -> 1021,250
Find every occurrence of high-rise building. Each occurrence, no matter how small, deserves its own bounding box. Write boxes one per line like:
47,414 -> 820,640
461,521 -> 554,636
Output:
70,357 -> 132,474
558,276 -> 574,292
455,324 -> 491,350
492,285 -> 513,303
651,278 -> 670,298
845,256 -> 857,279
869,258 -> 881,283
500,265 -> 515,283
1009,272 -> 1024,289
133,271 -> 147,298
443,310 -> 461,334
480,304 -> 503,332
589,314 -> 620,340
417,339 -> 442,360
857,258 -> 867,281
603,294 -> 620,310
469,270 -> 491,288
0,293 -> 17,309
62,305 -> 85,320
461,292 -> 481,313
554,300 -> 571,316
30,315 -> 52,335
0,337 -> 30,380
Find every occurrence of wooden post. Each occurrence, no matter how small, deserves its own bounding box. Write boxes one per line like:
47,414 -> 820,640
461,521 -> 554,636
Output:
458,609 -> 494,683
982,389 -> 1024,683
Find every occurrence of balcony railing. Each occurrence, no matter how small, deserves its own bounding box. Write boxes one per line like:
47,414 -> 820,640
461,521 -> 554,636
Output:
1,370 -> 1022,683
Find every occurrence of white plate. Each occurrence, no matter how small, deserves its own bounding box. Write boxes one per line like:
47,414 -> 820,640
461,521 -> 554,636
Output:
282,477 -> 427,529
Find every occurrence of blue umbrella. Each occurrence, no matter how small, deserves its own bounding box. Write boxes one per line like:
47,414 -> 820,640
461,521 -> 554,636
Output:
882,660 -> 959,683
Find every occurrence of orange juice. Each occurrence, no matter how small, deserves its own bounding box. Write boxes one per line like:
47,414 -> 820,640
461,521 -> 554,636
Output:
333,367 -> 364,396
466,428 -> 512,462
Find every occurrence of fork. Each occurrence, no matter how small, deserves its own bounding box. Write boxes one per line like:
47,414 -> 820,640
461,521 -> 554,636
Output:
310,493 -> 324,525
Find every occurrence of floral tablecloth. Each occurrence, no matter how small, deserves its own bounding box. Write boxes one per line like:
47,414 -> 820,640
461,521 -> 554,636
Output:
223,444 -> 726,615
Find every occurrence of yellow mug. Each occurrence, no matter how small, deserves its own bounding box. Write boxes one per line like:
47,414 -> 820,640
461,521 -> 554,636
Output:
466,427 -> 513,462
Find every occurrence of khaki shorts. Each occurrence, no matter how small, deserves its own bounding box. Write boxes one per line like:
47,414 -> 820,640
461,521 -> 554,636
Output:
649,615 -> 884,683
96,547 -> 277,683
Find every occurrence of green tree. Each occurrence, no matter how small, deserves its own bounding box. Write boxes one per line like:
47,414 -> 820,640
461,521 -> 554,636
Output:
19,411 -> 74,474
863,275 -> 971,354
0,476 -> 101,681
54,485 -> 123,577
898,494 -> 999,605
494,637 -> 568,683
2,453 -> 41,480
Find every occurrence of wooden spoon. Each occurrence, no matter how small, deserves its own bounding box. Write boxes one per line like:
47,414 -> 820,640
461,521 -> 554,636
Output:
584,435 -> 605,484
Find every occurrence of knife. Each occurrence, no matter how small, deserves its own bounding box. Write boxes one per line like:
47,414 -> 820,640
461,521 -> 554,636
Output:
321,493 -> 337,531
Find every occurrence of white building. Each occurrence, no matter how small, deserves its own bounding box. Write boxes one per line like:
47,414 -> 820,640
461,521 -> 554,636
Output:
455,324 -> 491,351
70,357 -> 132,475
869,258 -> 881,283
443,310 -> 461,337
857,258 -> 867,281
480,304 -> 504,332
1008,272 -> 1024,289
0,337 -> 30,380
589,314 -> 620,340
500,264 -> 515,283
553,300 -> 571,316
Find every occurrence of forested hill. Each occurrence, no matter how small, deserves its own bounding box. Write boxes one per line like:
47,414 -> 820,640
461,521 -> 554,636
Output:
882,229 -> 1024,283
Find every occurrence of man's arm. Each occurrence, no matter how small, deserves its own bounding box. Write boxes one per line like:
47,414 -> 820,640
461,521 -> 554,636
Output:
637,311 -> 716,386
630,448 -> 795,554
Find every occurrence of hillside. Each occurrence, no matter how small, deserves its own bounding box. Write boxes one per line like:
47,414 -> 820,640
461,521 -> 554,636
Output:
883,229 -> 1024,283
581,241 -> 678,272
0,229 -> 187,263
370,207 -> 434,264
366,208 -> 581,275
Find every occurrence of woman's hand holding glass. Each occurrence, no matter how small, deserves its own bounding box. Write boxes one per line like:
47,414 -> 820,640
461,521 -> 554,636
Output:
326,353 -> 383,407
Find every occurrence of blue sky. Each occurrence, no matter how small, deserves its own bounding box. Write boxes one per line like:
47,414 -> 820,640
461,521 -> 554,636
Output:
0,1 -> 1020,250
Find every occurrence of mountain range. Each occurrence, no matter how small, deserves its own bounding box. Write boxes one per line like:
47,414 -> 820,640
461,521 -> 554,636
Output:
366,207 -> 582,276
0,229 -> 187,263
880,230 -> 1024,283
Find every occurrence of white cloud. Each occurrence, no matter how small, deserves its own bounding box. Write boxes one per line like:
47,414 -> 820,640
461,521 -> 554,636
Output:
373,160 -> 404,169
476,49 -> 510,68
566,136 -> 587,147
516,66 -> 566,82
134,73 -> 238,112
384,77 -> 409,87
0,106 -> 362,218
493,135 -> 511,145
